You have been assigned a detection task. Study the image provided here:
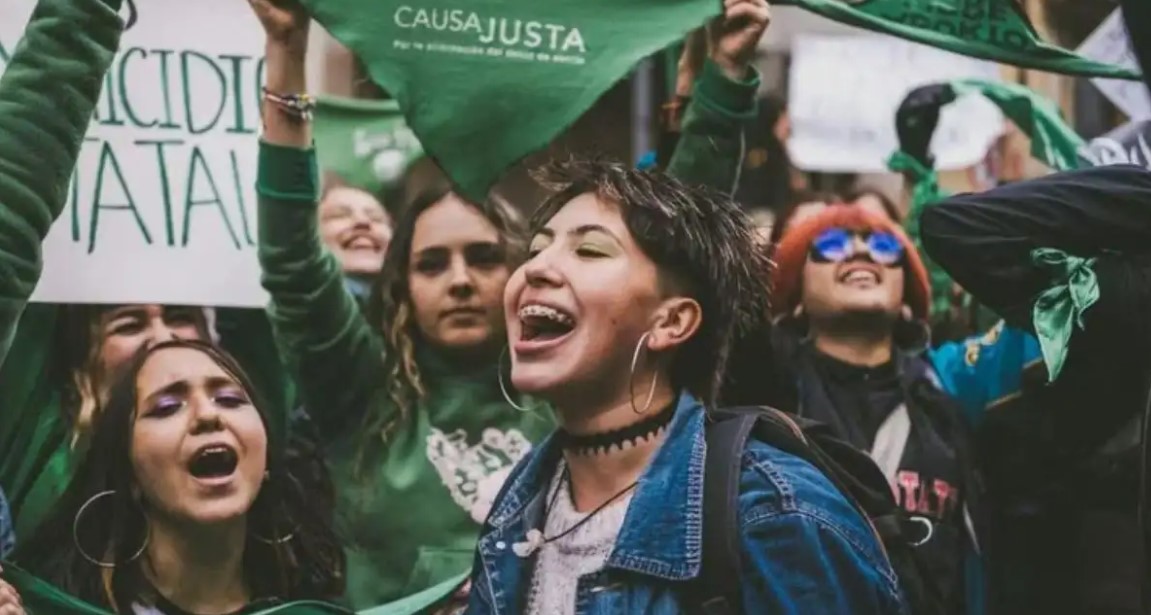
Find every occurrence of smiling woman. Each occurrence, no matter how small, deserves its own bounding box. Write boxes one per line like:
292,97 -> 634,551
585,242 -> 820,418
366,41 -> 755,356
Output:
13,340 -> 344,614
468,159 -> 906,615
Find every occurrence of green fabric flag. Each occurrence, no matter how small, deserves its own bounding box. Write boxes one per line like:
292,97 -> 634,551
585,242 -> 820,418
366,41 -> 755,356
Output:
298,0 -> 719,200
2,565 -> 464,615
1030,248 -> 1098,382
314,96 -> 423,194
779,0 -> 1141,81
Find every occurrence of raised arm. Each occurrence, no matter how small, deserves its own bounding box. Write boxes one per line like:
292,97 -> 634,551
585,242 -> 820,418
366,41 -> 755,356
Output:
0,0 -> 123,366
252,0 -> 383,435
665,0 -> 768,194
920,165 -> 1151,347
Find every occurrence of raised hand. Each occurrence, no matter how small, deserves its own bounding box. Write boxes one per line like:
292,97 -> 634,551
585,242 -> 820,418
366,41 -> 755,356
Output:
247,0 -> 310,51
710,0 -> 771,81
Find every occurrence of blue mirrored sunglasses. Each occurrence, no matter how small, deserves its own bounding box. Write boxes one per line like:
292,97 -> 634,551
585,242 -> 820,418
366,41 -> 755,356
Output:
809,227 -> 904,267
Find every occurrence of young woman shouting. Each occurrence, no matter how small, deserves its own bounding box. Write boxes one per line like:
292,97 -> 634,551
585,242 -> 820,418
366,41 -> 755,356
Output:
467,159 -> 906,614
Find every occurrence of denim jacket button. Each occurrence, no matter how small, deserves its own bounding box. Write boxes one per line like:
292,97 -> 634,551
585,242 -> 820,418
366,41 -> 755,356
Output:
496,540 -> 507,550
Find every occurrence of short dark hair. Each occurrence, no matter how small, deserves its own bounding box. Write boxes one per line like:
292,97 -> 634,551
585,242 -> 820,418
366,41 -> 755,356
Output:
17,340 -> 345,611
531,158 -> 773,406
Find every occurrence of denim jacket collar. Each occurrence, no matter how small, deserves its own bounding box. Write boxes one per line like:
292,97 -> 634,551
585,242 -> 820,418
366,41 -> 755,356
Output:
484,391 -> 707,580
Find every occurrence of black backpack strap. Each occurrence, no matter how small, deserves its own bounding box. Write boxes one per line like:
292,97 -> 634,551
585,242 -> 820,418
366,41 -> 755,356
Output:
696,413 -> 757,615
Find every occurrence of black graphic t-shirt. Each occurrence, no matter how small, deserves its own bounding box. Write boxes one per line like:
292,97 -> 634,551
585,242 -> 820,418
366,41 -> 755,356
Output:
798,347 -> 968,614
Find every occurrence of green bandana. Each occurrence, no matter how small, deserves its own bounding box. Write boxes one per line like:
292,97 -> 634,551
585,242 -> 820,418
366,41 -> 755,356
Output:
314,96 -> 423,194
1031,248 -> 1099,382
299,0 -> 718,200
887,150 -> 952,317
952,79 -> 1086,172
2,565 -> 466,615
780,0 -> 1141,81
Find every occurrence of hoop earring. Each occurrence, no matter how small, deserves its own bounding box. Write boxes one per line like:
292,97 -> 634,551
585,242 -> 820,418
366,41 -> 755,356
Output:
73,490 -> 149,568
628,332 -> 659,415
497,347 -> 528,412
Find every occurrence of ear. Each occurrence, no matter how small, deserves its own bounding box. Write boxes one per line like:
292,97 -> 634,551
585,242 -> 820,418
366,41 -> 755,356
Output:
646,297 -> 703,353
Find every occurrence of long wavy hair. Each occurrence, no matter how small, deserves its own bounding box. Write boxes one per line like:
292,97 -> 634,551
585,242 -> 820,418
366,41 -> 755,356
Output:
361,176 -> 527,456
15,339 -> 345,612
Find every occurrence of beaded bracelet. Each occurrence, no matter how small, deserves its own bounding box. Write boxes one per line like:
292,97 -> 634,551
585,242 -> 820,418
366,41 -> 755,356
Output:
262,88 -> 316,123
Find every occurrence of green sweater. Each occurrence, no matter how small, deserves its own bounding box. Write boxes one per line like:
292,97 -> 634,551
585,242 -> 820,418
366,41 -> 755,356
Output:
0,0 -> 123,538
257,60 -> 757,609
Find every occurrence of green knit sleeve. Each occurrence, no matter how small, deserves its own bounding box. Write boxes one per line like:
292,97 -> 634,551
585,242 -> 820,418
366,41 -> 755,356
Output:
256,142 -> 385,436
0,0 -> 122,366
665,60 -> 760,195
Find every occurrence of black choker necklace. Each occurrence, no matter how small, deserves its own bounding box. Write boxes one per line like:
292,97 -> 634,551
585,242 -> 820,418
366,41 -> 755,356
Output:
556,402 -> 676,455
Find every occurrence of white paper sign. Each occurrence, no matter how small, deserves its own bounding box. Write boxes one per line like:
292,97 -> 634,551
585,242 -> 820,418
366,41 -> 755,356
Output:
0,0 -> 268,307
788,34 -> 1005,173
1077,9 -> 1151,121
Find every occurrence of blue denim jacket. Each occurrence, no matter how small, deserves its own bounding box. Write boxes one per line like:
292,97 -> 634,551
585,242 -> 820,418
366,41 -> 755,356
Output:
0,487 -> 14,559
466,393 -> 907,614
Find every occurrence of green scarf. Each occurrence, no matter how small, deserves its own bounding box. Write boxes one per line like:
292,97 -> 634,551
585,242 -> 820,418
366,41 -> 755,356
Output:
314,96 -> 423,194
299,0 -> 719,200
1,565 -> 467,615
1030,248 -> 1098,382
889,79 -> 1086,320
779,0 -> 1141,80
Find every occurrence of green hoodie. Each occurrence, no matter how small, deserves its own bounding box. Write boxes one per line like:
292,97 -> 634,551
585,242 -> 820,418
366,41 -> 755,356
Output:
0,0 -> 123,538
257,60 -> 757,609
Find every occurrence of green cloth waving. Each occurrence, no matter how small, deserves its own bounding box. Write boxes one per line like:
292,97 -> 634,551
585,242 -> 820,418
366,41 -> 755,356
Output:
300,0 -> 719,200
778,0 -> 1140,81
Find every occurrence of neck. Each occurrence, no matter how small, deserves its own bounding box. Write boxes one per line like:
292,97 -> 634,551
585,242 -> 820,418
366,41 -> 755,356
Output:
811,328 -> 893,367
555,383 -> 676,513
142,517 -> 250,615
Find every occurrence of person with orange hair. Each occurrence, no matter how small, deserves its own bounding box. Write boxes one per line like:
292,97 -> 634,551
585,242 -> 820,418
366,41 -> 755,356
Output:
770,204 -> 979,615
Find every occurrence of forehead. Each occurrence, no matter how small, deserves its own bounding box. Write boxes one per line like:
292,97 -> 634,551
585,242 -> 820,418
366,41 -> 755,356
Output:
539,193 -> 628,236
321,187 -> 385,214
136,347 -> 233,392
412,194 -> 500,251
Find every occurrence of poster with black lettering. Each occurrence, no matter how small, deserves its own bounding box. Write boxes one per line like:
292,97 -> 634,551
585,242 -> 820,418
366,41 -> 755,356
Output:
0,0 -> 266,307
778,0 -> 1141,81
300,0 -> 718,200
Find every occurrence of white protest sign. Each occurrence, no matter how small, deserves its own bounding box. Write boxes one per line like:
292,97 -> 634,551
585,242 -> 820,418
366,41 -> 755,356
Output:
788,34 -> 1005,173
1077,10 -> 1151,121
0,0 -> 268,307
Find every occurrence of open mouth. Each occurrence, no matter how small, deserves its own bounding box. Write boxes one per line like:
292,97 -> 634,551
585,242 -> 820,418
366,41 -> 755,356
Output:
839,266 -> 880,286
188,444 -> 239,480
343,235 -> 380,252
518,303 -> 576,343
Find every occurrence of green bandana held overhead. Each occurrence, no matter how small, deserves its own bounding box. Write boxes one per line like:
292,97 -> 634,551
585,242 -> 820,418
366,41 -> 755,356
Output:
313,96 -> 423,193
780,0 -> 1141,80
299,0 -> 720,199
888,79 -> 1086,319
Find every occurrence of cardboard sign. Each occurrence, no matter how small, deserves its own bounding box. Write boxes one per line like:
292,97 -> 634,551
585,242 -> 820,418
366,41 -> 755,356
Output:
0,0 -> 267,307
789,34 -> 1004,173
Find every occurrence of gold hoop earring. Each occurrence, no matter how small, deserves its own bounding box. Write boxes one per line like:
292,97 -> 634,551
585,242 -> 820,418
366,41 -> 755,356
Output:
628,332 -> 658,415
498,347 -> 529,412
73,490 -> 149,568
